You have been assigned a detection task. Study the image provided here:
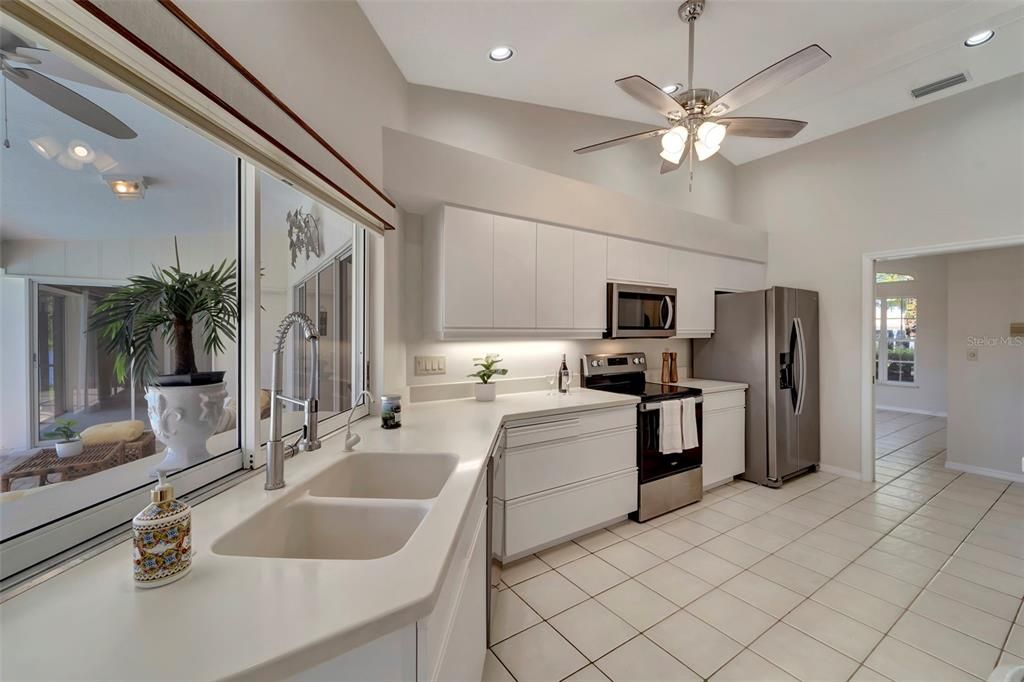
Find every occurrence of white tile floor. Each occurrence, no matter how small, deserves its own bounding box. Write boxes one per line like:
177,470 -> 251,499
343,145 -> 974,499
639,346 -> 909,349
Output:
485,411 -> 1024,682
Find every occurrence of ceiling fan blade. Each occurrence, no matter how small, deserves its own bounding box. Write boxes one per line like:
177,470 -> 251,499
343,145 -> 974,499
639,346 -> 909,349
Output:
574,128 -> 667,154
707,45 -> 831,117
3,67 -> 137,139
615,75 -> 683,119
718,117 -> 807,139
660,145 -> 689,174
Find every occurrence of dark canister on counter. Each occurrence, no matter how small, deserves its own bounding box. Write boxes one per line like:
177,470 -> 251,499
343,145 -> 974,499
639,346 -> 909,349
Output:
381,394 -> 402,429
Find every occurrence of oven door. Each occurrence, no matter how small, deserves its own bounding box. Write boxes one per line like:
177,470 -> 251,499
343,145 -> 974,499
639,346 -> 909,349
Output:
607,283 -> 676,338
637,400 -> 703,483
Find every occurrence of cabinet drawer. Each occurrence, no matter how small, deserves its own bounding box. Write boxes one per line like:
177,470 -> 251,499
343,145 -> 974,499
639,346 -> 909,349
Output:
504,406 -> 635,448
702,390 -> 746,412
503,428 -> 635,499
504,469 -> 637,558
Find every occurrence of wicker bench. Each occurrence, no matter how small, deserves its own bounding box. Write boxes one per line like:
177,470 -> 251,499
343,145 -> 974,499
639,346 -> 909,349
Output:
0,432 -> 158,492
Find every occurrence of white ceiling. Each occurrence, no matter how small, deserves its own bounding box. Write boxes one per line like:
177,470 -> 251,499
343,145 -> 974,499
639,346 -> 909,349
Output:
361,0 -> 1024,165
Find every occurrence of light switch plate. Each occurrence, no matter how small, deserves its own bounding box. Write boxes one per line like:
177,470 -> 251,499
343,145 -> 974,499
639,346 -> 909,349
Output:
414,355 -> 447,376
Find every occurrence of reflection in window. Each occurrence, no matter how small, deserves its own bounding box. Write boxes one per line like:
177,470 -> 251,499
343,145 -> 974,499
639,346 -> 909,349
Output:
259,173 -> 365,440
0,30 -> 240,521
875,273 -> 915,283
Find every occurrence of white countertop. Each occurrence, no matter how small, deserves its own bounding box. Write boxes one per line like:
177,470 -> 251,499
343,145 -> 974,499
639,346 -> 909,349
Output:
0,389 -> 637,682
673,378 -> 749,394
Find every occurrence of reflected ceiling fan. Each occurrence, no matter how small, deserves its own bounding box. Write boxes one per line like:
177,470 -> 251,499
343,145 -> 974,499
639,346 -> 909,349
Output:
574,0 -> 830,188
1,28 -> 137,146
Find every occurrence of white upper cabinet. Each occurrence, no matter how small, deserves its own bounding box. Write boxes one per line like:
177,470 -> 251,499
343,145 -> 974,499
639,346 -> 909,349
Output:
572,231 -> 607,332
493,216 -> 537,328
536,224 -> 574,329
606,237 -> 668,285
669,249 -> 715,337
712,256 -> 766,293
442,207 -> 493,329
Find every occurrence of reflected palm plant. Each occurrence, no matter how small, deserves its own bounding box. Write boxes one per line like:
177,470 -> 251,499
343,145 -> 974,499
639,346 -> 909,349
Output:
89,242 -> 239,387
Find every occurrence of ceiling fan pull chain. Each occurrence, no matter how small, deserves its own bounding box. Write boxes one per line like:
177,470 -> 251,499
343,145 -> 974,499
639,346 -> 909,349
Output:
2,67 -> 10,150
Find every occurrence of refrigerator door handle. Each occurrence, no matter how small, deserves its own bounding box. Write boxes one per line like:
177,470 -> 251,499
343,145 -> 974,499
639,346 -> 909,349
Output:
794,317 -> 808,416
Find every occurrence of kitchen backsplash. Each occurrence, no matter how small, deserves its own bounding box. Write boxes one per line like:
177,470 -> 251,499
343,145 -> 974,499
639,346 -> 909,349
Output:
405,338 -> 692,402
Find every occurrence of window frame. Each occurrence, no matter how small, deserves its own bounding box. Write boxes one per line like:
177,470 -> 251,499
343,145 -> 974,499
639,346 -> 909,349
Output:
874,295 -> 919,387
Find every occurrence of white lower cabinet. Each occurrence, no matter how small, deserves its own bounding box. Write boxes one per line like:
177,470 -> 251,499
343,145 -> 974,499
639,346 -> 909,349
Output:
701,389 -> 747,489
495,405 -> 638,560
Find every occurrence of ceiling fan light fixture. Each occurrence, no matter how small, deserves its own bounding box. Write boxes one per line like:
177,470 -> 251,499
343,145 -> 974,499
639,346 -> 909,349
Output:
659,147 -> 684,164
29,136 -> 59,160
964,30 -> 994,47
697,121 -> 726,148
488,45 -> 514,62
660,126 -> 688,154
694,138 -> 720,161
68,140 -> 95,162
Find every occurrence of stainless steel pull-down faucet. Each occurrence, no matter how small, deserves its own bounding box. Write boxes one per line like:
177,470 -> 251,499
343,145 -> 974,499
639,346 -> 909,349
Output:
265,312 -> 321,490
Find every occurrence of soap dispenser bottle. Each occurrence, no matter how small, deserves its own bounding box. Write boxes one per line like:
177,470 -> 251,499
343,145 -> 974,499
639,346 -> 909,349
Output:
133,473 -> 192,588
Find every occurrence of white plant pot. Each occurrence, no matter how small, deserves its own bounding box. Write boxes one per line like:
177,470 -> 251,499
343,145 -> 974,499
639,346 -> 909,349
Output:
474,383 -> 496,402
146,381 -> 229,472
55,439 -> 83,458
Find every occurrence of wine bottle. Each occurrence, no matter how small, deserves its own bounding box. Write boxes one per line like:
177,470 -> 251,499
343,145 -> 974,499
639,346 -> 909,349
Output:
558,354 -> 570,393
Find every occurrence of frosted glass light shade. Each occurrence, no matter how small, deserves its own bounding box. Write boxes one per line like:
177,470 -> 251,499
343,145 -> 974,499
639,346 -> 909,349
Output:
694,139 -> 720,161
660,127 -> 688,154
697,121 -> 727,148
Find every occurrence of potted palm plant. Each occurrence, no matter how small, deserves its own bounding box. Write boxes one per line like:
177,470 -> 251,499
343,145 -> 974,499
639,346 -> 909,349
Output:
44,419 -> 82,458
468,354 -> 508,402
89,242 -> 238,472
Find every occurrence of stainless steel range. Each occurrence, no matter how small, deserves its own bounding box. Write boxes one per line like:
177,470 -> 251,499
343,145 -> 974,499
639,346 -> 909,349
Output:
581,352 -> 704,521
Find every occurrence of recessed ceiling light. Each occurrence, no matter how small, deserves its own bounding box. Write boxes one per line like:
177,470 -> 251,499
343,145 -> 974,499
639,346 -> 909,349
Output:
488,45 -> 514,62
661,83 -> 681,95
104,175 -> 146,200
964,30 -> 994,47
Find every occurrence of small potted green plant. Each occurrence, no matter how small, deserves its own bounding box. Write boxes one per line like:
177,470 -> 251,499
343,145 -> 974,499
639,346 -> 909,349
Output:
44,419 -> 82,458
468,354 -> 508,402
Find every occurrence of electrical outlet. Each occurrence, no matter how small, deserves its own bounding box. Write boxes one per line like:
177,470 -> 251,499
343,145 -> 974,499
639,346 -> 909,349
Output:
967,348 -> 979,362
414,355 -> 447,376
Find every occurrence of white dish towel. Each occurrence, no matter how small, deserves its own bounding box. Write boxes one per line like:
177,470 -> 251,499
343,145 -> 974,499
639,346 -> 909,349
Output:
659,399 -> 683,454
681,397 -> 700,450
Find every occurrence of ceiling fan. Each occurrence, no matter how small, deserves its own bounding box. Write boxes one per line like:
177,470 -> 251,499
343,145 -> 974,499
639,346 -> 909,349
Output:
573,0 -> 830,187
1,28 -> 137,147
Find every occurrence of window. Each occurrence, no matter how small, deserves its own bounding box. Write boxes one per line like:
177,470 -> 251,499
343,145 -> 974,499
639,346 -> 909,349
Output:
875,296 -> 917,384
0,24 -> 369,582
876,273 -> 915,283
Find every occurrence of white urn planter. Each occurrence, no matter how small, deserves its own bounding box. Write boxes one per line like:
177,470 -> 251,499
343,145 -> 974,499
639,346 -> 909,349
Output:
146,382 -> 229,472
54,439 -> 84,458
474,383 -> 496,402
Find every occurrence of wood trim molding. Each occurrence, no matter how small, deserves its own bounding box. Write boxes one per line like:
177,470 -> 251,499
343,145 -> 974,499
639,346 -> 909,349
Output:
70,0 -> 396,230
157,0 -> 395,210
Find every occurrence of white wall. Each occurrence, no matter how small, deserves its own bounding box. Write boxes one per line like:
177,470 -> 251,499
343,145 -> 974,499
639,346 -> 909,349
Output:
874,255 -> 948,416
735,73 -> 1024,475
945,246 -> 1024,481
407,85 -> 737,224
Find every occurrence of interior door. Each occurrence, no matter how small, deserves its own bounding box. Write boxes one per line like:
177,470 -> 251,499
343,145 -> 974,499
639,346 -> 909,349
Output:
795,289 -> 820,472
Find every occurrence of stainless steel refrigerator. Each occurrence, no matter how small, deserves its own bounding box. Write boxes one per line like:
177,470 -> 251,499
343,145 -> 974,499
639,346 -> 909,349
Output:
693,287 -> 820,487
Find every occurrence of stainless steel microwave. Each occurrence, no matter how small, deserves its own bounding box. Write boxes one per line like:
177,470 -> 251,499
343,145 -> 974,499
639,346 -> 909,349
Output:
606,283 -> 677,338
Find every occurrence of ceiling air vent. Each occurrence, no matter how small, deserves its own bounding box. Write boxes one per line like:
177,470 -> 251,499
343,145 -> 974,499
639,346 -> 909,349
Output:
911,73 -> 969,99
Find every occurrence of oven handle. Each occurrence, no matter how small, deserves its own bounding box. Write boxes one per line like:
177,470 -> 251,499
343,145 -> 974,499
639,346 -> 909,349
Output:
639,398 -> 703,412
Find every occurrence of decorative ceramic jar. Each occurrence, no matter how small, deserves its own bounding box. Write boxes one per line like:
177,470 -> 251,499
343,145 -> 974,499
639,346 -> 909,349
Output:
146,382 -> 229,472
133,476 -> 192,588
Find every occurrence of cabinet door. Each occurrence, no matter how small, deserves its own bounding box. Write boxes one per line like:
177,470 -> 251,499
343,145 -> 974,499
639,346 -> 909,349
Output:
702,404 -> 746,489
606,237 -> 639,282
713,255 -> 766,293
493,216 -> 537,328
536,224 -> 573,328
669,249 -> 715,336
637,242 -> 669,285
443,208 -> 493,328
572,231 -> 607,331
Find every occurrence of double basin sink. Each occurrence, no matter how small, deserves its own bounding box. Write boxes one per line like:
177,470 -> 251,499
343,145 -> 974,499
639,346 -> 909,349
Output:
212,452 -> 458,561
